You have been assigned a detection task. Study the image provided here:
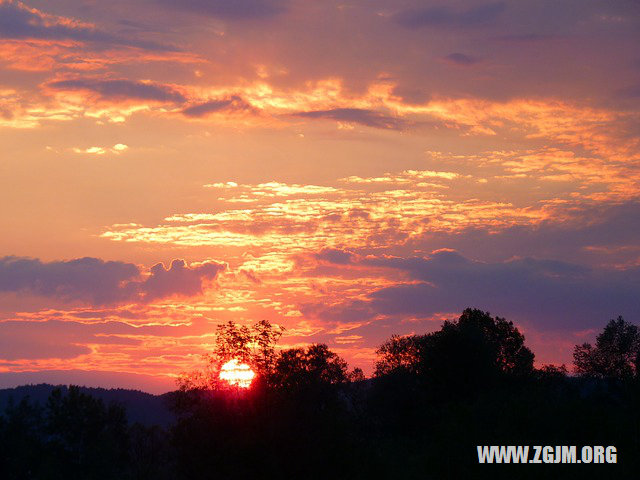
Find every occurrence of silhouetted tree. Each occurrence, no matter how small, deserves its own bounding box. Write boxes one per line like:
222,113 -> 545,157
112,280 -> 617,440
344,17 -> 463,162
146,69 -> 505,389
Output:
45,386 -> 130,478
375,334 -> 425,377
128,423 -> 174,480
178,319 -> 284,390
573,316 -> 640,380
270,343 -> 349,390
0,397 -> 46,479
252,319 -> 284,375
422,308 -> 534,394
536,364 -> 568,380
210,320 -> 254,363
374,308 -> 534,397
348,367 -> 366,383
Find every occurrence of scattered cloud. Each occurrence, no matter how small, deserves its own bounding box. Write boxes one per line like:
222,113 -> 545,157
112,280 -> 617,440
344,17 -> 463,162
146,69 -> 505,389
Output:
315,248 -> 354,265
443,53 -> 479,66
293,108 -> 406,130
72,143 -> 128,155
182,95 -> 255,117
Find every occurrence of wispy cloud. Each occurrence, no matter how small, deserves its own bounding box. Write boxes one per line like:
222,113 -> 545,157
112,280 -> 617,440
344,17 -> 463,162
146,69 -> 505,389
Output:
47,78 -> 186,103
293,108 -> 407,130
72,143 -> 128,155
442,53 -> 479,66
182,95 -> 255,117
0,0 -> 175,50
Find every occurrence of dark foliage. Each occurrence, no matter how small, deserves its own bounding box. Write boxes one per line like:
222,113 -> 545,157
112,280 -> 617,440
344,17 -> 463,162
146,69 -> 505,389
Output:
0,384 -> 173,427
270,343 -> 349,390
0,386 -> 136,479
574,316 -> 640,379
375,308 -> 535,398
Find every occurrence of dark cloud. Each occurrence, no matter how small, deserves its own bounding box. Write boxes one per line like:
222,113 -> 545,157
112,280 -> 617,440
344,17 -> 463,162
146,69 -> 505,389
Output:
306,251 -> 640,331
315,248 -> 353,265
0,0 -> 173,50
141,259 -> 224,301
394,2 -> 506,29
157,0 -> 287,20
348,209 -> 371,220
182,95 -> 254,117
408,202 -> 640,266
47,78 -> 186,103
293,108 -> 406,130
443,52 -> 478,66
0,256 -> 139,305
240,269 -> 261,284
0,256 -> 224,305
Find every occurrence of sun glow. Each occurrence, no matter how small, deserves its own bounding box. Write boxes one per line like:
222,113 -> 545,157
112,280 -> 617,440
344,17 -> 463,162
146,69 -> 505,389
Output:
219,359 -> 256,388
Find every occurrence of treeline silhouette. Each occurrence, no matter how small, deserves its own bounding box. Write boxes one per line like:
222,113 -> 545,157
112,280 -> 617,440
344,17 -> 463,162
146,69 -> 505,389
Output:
2,308 -> 639,479
0,385 -> 173,427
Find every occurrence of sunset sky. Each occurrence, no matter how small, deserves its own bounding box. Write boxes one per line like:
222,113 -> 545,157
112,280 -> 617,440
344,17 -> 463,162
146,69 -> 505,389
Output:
1,0 -> 639,393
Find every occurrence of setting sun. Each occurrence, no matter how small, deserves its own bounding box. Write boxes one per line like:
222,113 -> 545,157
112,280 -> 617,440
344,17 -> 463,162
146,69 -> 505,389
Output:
219,359 -> 256,388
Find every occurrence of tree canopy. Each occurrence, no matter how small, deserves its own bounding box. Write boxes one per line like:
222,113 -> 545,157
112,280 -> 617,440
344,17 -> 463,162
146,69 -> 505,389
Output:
270,343 -> 350,390
375,334 -> 424,377
178,320 -> 359,392
573,316 -> 640,380
375,308 -> 535,395
178,319 -> 284,390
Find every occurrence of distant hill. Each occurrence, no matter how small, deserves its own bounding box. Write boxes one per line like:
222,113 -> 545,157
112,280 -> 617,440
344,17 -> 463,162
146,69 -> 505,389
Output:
0,384 -> 175,427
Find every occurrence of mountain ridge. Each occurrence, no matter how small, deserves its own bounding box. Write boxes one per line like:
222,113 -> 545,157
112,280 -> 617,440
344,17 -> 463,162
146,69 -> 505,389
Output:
0,383 -> 175,427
